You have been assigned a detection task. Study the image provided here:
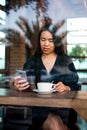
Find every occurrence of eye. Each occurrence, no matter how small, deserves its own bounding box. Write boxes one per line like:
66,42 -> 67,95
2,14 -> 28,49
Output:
40,38 -> 53,43
49,39 -> 53,42
41,38 -> 46,42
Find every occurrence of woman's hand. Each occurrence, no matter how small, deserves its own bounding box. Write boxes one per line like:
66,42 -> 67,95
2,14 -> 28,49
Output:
54,81 -> 71,92
14,76 -> 30,91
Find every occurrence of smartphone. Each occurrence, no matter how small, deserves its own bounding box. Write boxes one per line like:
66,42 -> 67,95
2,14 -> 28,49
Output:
15,70 -> 27,79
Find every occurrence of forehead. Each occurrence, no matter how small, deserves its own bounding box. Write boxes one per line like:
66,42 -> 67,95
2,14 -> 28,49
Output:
40,31 -> 53,38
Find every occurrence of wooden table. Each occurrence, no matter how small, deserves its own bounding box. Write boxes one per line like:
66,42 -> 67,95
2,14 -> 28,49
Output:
0,88 -> 87,122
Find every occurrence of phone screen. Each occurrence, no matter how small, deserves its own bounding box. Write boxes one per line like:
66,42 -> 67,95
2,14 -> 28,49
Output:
15,70 -> 27,78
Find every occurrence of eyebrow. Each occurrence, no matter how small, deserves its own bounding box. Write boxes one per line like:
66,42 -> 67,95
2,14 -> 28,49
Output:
40,37 -> 53,40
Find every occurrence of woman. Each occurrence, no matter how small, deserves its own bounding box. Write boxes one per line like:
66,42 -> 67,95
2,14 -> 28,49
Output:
14,24 -> 79,130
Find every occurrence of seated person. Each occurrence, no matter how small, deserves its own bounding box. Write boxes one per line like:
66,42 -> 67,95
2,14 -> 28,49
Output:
13,23 -> 80,130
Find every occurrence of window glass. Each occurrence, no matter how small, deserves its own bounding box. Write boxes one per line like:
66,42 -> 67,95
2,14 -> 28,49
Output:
67,18 -> 87,44
0,74 -> 3,81
0,0 -> 87,83
67,18 -> 87,72
0,44 -> 5,69
72,57 -> 87,70
0,0 -> 6,71
78,72 -> 87,82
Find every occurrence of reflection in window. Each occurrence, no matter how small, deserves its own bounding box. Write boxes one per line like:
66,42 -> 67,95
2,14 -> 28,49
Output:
67,18 -> 87,44
0,0 -> 6,71
67,44 -> 87,70
0,44 -> 5,69
72,58 -> 87,70
67,18 -> 87,81
67,44 -> 87,56
0,0 -> 5,6
0,0 -> 87,83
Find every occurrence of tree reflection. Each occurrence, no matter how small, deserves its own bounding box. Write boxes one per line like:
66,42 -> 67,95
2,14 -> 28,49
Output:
0,0 -> 67,57
69,45 -> 87,62
0,16 -> 67,56
0,0 -> 49,16
16,16 -> 39,56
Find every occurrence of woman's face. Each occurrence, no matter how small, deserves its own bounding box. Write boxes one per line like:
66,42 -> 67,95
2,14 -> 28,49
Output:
40,31 -> 55,55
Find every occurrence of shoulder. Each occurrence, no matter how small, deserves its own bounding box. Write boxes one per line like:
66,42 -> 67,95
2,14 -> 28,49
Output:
23,55 -> 38,69
26,55 -> 39,62
59,54 -> 72,59
58,54 -> 72,66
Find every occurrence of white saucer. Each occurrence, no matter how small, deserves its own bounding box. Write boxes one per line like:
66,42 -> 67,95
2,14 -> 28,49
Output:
33,89 -> 56,94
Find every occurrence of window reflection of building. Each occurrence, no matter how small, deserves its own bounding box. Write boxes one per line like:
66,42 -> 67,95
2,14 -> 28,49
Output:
0,0 -> 7,77
67,18 -> 87,81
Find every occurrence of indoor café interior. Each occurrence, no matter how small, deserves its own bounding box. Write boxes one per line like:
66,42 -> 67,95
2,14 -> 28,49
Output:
0,0 -> 87,130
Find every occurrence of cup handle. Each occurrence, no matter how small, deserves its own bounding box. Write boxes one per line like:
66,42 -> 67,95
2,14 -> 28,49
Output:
51,84 -> 55,90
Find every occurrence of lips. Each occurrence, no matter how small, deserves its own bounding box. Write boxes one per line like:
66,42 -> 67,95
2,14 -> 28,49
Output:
43,48 -> 49,51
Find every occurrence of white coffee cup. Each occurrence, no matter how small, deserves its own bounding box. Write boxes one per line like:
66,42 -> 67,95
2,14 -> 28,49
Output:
37,82 -> 54,92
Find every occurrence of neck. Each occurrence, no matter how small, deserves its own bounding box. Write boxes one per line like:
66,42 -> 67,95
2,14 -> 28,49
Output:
42,53 -> 57,58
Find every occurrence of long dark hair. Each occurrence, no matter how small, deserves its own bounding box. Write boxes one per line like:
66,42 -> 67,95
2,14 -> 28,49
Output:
35,24 -> 65,56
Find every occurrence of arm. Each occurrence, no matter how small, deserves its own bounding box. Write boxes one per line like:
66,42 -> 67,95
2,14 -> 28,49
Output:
66,62 -> 79,90
13,58 -> 33,91
14,75 -> 30,91
54,56 -> 79,92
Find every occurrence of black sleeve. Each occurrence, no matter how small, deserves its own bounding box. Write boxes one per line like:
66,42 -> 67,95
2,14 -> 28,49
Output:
23,59 -> 31,70
67,63 -> 80,90
23,56 -> 36,71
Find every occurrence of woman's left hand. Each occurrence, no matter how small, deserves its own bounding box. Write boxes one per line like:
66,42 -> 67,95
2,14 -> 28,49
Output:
54,81 -> 71,92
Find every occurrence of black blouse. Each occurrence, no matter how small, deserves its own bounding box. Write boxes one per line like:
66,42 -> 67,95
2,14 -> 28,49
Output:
23,54 -> 79,90
23,54 -> 79,127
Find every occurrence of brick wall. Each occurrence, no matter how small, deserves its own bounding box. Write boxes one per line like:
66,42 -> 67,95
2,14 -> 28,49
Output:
9,42 -> 26,75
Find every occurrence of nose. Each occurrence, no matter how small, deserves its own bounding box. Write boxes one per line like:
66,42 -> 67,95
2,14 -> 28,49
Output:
44,40 -> 49,45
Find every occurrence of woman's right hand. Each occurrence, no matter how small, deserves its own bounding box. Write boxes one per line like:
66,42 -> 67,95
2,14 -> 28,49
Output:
14,76 -> 30,91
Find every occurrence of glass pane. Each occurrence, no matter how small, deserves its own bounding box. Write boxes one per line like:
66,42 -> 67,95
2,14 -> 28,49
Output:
78,72 -> 87,82
0,0 -> 6,70
72,58 -> 87,70
67,44 -> 87,57
67,44 -> 87,70
67,18 -> 87,44
0,0 -> 87,81
0,0 -> 5,6
0,74 -> 3,81
0,44 -> 5,69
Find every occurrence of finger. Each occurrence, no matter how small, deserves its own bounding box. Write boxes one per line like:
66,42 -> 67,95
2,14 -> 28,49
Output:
54,84 -> 61,90
55,85 -> 64,92
18,85 -> 30,91
14,75 -> 21,80
18,79 -> 27,84
18,82 -> 29,87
